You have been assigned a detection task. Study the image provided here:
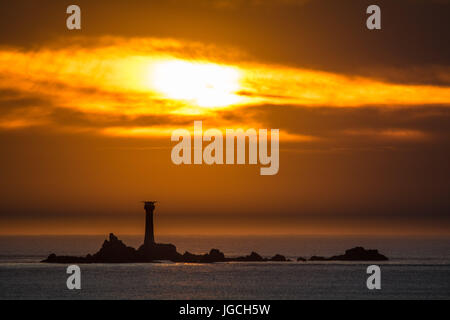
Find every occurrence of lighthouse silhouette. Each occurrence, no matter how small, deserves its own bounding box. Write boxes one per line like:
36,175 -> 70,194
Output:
138,200 -> 179,260
143,201 -> 157,246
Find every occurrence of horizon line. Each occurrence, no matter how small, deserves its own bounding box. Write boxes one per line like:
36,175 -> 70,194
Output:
1,233 -> 449,238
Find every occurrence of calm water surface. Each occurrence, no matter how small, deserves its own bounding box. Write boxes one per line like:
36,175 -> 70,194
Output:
0,235 -> 449,299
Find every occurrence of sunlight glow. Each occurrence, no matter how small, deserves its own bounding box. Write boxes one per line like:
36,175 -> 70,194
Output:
150,60 -> 243,108
0,37 -> 450,138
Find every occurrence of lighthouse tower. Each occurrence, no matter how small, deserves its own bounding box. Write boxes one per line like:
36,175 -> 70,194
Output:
143,201 -> 157,246
139,200 -> 179,260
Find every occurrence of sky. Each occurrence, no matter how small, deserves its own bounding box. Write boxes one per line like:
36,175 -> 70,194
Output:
0,0 -> 449,236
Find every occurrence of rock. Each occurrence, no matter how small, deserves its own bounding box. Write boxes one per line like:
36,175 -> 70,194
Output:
329,247 -> 388,261
270,254 -> 287,261
297,257 -> 307,262
42,234 -> 293,264
180,249 -> 226,263
208,249 -> 226,262
42,254 -> 88,263
138,242 -> 181,261
229,251 -> 265,262
91,233 -> 138,262
308,247 -> 388,261
247,252 -> 264,261
181,251 -> 197,262
109,233 -> 118,242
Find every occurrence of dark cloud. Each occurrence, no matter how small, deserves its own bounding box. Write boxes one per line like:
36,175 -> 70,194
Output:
47,108 -> 201,129
0,0 -> 449,85
220,104 -> 450,143
0,89 -> 49,113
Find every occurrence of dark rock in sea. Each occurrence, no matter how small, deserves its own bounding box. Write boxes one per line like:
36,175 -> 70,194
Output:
328,247 -> 388,261
44,253 -> 89,264
308,247 -> 388,261
209,249 -> 226,261
181,249 -> 226,263
247,251 -> 264,261
42,234 -> 292,264
231,251 -> 265,262
43,233 -> 141,263
297,257 -> 307,262
137,242 -> 181,262
92,233 -> 139,263
270,254 -> 287,261
181,251 -> 200,262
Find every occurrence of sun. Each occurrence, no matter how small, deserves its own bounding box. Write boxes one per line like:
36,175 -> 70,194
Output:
150,60 -> 243,108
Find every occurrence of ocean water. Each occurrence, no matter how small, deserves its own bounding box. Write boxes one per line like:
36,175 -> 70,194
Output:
0,235 -> 449,299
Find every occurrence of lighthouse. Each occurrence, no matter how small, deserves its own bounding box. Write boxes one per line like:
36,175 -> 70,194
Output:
143,201 -> 157,246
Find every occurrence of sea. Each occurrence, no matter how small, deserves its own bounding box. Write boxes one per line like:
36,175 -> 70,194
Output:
0,235 -> 449,300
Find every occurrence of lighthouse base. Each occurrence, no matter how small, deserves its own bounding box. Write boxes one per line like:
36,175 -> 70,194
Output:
137,242 -> 181,261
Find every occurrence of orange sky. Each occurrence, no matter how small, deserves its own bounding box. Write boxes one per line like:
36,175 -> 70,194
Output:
1,0 -> 450,236
1,38 -> 449,137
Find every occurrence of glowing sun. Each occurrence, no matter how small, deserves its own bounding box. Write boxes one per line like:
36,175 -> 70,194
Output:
150,60 -> 243,108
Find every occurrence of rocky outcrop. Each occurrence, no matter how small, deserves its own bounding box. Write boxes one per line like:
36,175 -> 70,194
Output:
309,247 -> 388,261
44,233 -> 184,263
92,233 -> 140,262
231,251 -> 264,262
329,247 -> 388,261
42,234 -> 292,264
270,254 -> 288,262
138,242 -> 181,262
226,252 -> 290,262
44,253 -> 89,264
42,236 -> 388,264
44,233 -> 141,263
181,249 -> 226,263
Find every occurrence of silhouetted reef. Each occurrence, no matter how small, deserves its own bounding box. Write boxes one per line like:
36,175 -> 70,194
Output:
308,247 -> 388,261
42,234 -> 387,264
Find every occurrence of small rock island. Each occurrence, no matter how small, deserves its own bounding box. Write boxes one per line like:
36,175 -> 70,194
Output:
308,247 -> 388,261
42,202 -> 388,264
